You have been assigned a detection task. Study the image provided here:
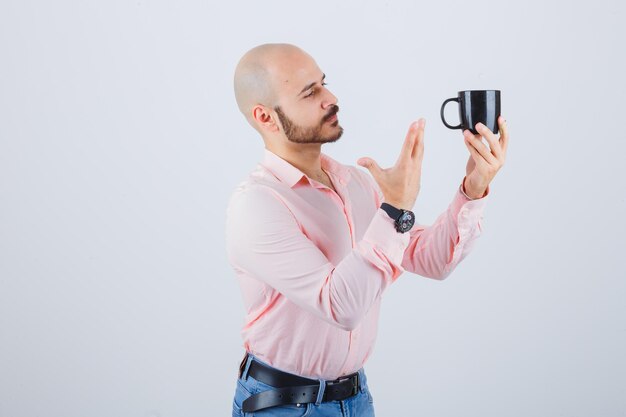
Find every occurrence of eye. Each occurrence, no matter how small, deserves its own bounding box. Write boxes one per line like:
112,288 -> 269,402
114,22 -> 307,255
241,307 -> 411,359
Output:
304,82 -> 328,98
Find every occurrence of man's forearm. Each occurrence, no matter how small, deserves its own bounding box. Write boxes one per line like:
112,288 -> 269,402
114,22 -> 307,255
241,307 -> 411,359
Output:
462,176 -> 489,200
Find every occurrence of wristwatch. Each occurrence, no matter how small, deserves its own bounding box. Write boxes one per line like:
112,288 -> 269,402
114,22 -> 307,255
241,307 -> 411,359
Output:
380,202 -> 415,233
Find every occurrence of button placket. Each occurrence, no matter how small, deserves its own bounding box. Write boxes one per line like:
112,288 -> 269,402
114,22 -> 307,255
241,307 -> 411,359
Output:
324,176 -> 355,248
342,327 -> 360,373
342,200 -> 356,248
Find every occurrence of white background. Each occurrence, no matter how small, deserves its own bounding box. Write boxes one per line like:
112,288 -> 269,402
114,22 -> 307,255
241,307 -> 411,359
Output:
1,1 -> 625,416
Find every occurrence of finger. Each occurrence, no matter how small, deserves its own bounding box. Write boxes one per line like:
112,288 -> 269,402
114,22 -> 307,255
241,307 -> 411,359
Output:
357,157 -> 382,178
475,122 -> 503,160
497,115 -> 509,155
412,118 -> 425,160
464,135 -> 489,169
397,120 -> 420,166
396,118 -> 425,166
464,129 -> 497,165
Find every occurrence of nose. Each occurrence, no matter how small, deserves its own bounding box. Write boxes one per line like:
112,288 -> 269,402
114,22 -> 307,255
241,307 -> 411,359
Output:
321,87 -> 338,109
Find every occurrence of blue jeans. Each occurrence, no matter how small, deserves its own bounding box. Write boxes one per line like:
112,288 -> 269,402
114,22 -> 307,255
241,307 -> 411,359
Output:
232,353 -> 376,417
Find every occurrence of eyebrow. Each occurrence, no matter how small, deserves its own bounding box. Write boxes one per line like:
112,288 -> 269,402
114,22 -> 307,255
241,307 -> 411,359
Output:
298,73 -> 326,97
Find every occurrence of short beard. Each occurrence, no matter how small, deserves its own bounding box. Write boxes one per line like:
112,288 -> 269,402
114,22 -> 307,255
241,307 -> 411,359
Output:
274,105 -> 344,144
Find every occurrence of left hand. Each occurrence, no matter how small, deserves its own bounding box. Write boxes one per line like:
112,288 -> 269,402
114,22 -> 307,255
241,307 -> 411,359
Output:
463,115 -> 509,199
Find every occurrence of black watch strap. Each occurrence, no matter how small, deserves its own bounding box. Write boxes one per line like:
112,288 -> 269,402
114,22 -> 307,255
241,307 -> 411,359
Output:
380,202 -> 415,233
380,202 -> 403,221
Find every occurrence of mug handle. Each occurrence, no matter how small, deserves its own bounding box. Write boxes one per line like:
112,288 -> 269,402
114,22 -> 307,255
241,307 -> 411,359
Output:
440,98 -> 462,130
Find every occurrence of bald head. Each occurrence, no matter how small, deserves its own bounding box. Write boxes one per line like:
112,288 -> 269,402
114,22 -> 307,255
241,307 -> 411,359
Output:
233,43 -> 311,127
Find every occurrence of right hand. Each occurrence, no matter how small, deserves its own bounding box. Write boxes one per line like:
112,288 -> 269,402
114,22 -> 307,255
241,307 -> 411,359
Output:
357,118 -> 425,210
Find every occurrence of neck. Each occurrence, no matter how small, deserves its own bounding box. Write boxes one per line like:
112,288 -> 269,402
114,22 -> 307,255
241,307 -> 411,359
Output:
265,143 -> 325,179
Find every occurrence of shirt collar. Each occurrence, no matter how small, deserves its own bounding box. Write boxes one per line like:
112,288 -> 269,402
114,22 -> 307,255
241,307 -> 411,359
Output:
261,148 -> 351,188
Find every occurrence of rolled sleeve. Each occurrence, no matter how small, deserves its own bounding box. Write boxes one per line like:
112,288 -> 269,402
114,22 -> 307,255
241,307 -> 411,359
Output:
400,185 -> 489,280
362,208 -> 411,269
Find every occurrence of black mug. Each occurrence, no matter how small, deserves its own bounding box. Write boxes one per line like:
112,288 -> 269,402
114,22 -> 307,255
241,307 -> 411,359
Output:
440,90 -> 501,135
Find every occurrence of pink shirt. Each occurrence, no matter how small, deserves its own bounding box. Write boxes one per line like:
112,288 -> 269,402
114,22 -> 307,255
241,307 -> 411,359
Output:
225,148 -> 489,380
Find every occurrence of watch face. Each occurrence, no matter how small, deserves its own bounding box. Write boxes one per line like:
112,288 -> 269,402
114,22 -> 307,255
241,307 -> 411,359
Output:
397,211 -> 415,232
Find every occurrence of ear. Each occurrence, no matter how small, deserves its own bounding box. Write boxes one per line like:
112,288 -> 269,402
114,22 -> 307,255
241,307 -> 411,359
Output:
252,105 -> 279,133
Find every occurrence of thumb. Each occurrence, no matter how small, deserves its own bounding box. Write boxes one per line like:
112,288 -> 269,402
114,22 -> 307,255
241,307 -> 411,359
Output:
357,157 -> 382,176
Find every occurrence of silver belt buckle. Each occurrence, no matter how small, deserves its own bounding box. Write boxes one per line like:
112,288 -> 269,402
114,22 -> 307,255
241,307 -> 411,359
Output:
351,373 -> 359,396
334,373 -> 359,396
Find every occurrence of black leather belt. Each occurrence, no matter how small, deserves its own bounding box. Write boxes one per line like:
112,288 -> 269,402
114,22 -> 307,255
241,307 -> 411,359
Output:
239,353 -> 360,413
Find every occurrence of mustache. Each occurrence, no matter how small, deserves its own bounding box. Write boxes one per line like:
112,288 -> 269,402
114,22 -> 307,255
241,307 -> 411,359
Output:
322,105 -> 339,122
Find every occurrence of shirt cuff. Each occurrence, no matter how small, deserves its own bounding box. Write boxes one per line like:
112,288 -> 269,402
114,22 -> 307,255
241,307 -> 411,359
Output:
459,178 -> 490,201
362,208 -> 411,266
450,185 -> 489,242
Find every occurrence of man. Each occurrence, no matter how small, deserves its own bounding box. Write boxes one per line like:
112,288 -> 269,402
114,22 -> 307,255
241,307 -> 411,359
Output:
225,43 -> 508,416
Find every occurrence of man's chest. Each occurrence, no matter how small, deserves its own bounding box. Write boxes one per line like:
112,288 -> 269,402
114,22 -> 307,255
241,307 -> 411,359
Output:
278,183 -> 377,263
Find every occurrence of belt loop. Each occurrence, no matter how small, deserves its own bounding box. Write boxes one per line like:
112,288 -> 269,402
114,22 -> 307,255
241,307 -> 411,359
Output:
358,368 -> 366,393
240,353 -> 253,381
315,379 -> 326,405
